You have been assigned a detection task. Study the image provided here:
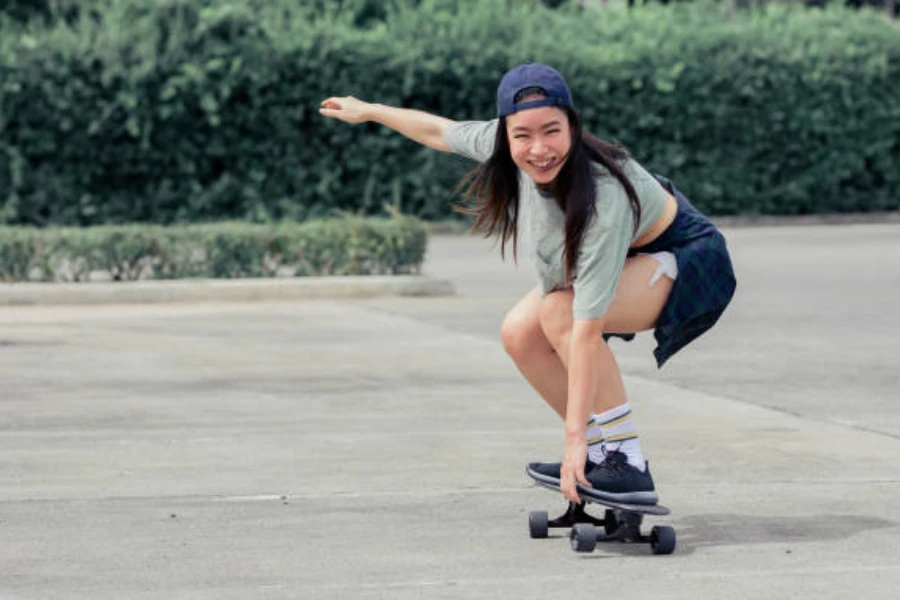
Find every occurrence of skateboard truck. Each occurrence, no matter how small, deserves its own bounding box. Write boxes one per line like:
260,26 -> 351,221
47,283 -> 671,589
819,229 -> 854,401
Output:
530,501 -> 605,533
568,509 -> 676,555
529,501 -> 676,555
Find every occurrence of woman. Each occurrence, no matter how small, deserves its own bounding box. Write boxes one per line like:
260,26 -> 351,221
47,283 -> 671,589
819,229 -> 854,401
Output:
320,63 -> 736,505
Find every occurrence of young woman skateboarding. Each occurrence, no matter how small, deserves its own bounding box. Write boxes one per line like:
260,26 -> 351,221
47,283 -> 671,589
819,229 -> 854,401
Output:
320,63 -> 736,505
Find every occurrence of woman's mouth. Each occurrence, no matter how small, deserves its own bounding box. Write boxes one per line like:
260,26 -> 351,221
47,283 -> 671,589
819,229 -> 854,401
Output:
529,158 -> 557,173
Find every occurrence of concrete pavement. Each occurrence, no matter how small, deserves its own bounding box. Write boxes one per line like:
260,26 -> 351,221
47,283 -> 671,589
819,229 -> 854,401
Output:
1,224 -> 898,599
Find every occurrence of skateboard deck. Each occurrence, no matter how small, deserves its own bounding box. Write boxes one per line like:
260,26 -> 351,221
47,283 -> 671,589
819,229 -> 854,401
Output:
526,467 -> 676,555
529,471 -> 670,515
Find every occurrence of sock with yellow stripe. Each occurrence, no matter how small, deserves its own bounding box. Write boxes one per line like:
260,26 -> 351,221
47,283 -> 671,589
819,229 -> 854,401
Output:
597,402 -> 646,472
585,415 -> 605,464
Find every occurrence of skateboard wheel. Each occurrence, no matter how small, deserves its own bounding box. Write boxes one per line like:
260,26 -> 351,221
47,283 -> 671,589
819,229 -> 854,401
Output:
650,525 -> 676,555
570,523 -> 597,553
529,511 -> 549,539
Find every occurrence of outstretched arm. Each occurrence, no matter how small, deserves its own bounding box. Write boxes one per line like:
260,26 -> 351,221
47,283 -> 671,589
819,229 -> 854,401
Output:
320,96 -> 454,152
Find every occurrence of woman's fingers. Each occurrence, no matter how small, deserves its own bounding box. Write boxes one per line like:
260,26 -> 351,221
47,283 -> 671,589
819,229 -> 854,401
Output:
561,435 -> 589,503
562,474 -> 577,503
561,463 -> 582,504
320,98 -> 340,110
319,98 -> 344,118
576,463 -> 591,489
319,96 -> 366,123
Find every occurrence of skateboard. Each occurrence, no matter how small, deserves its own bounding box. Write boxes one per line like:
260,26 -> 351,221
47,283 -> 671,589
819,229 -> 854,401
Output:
527,470 -> 676,555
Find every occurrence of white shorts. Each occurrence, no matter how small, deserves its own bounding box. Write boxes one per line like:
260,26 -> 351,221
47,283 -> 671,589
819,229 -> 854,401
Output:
639,251 -> 678,286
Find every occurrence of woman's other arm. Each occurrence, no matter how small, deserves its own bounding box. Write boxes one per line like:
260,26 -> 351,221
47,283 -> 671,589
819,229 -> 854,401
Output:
561,317 -> 627,503
320,96 -> 454,152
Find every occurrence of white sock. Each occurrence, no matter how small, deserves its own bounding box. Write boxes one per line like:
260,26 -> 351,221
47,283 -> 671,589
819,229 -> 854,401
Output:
596,403 -> 646,472
586,415 -> 605,464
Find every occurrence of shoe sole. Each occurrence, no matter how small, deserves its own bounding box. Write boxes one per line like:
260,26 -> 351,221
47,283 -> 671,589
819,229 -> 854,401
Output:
525,465 -> 562,491
577,484 -> 659,505
527,465 -> 659,505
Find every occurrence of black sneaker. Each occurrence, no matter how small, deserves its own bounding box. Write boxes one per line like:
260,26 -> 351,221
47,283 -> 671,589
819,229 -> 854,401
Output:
578,450 -> 658,505
526,458 -> 599,491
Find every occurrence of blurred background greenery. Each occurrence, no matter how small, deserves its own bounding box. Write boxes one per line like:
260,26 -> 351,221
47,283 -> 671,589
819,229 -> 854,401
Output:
0,0 -> 898,228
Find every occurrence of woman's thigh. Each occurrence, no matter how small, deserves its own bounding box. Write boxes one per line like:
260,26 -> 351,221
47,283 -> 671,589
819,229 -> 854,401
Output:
603,254 -> 674,334
542,254 -> 674,336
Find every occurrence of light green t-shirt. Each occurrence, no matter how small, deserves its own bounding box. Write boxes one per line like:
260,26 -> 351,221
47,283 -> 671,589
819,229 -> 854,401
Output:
445,119 -> 667,320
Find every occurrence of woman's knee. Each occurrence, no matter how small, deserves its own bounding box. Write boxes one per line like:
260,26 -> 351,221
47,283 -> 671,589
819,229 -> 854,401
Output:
501,290 -> 547,358
538,289 -> 574,350
501,310 -> 542,358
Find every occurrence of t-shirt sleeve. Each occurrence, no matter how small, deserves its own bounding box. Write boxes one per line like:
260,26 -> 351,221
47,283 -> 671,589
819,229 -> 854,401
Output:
444,119 -> 499,162
571,188 -> 634,321
624,159 -> 668,237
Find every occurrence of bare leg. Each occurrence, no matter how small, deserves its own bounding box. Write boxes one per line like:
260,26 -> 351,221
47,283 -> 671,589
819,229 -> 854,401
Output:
500,286 -> 568,419
538,254 -> 675,414
502,254 -> 674,418
529,255 -> 675,497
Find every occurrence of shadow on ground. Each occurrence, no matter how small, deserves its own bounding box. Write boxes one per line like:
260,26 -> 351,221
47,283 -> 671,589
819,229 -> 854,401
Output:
672,513 -> 898,555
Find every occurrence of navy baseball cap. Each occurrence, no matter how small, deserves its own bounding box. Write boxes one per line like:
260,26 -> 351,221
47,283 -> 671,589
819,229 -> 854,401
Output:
496,63 -> 574,118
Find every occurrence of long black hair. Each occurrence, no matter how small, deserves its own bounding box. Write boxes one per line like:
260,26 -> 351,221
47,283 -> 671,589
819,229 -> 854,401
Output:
456,104 -> 641,285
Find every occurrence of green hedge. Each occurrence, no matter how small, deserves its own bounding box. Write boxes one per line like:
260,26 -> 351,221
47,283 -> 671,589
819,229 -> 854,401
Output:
0,0 -> 898,225
0,215 -> 428,282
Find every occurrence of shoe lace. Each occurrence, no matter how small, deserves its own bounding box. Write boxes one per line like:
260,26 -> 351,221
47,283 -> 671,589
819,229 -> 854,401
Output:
596,446 -> 629,476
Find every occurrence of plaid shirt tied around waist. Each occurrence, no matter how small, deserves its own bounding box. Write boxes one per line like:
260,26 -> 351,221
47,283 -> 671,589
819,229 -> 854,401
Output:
629,175 -> 737,368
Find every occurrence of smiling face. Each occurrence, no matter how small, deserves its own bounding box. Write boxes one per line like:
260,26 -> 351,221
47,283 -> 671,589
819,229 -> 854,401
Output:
505,105 -> 572,186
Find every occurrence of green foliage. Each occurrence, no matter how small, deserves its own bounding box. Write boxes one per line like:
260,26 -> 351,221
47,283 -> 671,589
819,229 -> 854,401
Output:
0,0 -> 898,223
0,0 -> 51,24
0,216 -> 428,282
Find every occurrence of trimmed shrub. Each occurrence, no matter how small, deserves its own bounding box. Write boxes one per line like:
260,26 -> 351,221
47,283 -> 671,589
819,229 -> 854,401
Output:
0,0 -> 897,224
0,215 -> 428,282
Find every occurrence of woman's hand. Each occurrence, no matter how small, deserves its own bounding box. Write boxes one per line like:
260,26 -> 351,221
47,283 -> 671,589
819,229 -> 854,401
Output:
319,96 -> 373,124
560,433 -> 591,503
319,97 -> 453,151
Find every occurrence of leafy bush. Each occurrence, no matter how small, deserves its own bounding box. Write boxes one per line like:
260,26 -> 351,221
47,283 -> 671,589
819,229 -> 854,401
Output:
0,0 -> 897,224
0,215 -> 428,282
0,0 -> 51,24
